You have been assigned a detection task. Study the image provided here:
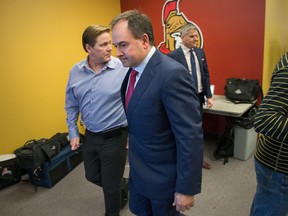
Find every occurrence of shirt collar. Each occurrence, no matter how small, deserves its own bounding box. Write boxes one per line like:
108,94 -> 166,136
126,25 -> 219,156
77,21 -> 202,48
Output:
82,56 -> 116,72
181,44 -> 192,55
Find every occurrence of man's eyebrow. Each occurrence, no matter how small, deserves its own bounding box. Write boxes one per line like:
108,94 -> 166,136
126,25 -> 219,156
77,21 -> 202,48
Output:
100,41 -> 111,46
114,41 -> 127,46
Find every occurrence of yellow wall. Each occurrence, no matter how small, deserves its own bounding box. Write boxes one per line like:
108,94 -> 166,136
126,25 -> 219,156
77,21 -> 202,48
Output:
263,0 -> 288,93
0,0 -> 121,154
1,0 -> 288,154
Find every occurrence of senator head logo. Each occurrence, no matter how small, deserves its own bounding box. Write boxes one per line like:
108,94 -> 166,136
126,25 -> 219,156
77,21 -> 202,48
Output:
158,0 -> 204,54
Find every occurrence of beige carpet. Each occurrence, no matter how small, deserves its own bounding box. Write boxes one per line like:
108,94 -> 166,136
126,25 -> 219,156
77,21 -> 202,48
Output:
0,136 -> 256,216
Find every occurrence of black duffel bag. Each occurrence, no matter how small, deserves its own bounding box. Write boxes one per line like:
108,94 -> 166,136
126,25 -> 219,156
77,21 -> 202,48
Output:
14,135 -> 64,169
224,78 -> 262,104
48,132 -> 70,149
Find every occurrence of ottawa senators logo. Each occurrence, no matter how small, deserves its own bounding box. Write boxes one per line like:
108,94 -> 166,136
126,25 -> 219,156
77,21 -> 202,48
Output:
158,0 -> 203,54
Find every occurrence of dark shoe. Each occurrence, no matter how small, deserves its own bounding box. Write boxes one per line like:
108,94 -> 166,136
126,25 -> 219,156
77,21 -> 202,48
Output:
120,178 -> 129,209
203,161 -> 211,169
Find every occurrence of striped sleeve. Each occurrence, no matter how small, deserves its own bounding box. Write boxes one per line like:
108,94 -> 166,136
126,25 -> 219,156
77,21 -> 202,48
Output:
254,52 -> 288,142
254,52 -> 288,174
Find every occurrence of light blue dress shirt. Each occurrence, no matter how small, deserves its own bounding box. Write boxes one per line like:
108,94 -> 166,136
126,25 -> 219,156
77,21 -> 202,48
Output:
65,56 -> 129,139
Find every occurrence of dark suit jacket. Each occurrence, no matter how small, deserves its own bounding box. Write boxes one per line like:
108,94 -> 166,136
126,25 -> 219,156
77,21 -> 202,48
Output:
167,47 -> 212,104
121,49 -> 204,199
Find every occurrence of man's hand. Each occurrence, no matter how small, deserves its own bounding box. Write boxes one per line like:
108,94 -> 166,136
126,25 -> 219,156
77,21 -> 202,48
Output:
70,137 -> 80,150
172,192 -> 195,212
206,98 -> 214,109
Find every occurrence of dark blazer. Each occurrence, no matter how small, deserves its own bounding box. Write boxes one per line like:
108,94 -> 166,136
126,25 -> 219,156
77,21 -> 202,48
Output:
121,49 -> 204,199
167,47 -> 212,104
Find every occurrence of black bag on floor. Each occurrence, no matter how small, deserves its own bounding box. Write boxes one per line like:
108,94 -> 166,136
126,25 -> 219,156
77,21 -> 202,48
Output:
0,154 -> 22,189
214,127 -> 234,164
48,133 -> 70,149
28,144 -> 83,189
14,138 -> 61,169
14,133 -> 70,169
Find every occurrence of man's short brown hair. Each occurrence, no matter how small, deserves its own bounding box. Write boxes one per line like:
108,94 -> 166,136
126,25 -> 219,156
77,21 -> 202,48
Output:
82,25 -> 110,52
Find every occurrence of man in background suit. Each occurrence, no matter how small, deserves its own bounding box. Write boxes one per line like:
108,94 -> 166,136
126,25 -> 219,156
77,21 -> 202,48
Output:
111,10 -> 204,216
168,23 -> 213,169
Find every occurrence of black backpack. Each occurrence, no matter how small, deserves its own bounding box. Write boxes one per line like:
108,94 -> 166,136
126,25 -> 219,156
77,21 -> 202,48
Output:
214,126 -> 234,164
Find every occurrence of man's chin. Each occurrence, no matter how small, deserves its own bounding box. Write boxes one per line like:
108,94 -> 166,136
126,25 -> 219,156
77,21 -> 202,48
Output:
105,56 -> 111,61
120,60 -> 130,67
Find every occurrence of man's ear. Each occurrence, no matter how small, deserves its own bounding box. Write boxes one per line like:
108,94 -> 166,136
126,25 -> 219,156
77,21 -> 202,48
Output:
85,44 -> 91,52
141,33 -> 149,48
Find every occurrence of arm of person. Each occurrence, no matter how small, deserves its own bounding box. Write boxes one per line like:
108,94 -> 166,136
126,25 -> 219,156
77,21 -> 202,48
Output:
254,69 -> 288,142
162,66 -> 204,198
65,74 -> 81,150
201,50 -> 213,100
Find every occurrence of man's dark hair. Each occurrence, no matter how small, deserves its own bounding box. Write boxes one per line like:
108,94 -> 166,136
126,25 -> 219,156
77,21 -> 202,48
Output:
111,10 -> 155,46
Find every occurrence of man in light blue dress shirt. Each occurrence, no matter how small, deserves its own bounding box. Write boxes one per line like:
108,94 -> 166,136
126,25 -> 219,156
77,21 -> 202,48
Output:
65,25 -> 129,216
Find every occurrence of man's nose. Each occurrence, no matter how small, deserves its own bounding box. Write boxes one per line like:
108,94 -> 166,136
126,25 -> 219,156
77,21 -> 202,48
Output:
107,44 -> 112,51
115,47 -> 123,57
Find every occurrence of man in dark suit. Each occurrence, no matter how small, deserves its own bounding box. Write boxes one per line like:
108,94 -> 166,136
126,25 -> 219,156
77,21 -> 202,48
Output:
111,10 -> 204,216
168,23 -> 213,170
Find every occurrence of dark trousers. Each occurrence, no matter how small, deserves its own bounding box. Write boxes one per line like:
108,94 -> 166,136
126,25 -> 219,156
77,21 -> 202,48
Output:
82,127 -> 128,216
129,179 -> 181,216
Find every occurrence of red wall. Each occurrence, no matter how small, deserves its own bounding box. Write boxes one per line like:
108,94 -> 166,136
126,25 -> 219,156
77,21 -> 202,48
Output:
120,0 -> 265,134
